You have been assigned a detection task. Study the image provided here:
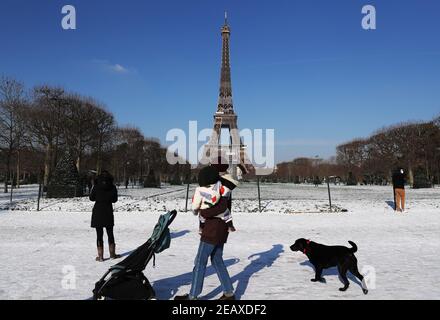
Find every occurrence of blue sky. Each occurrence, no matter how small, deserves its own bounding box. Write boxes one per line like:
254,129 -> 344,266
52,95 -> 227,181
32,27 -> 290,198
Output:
1,0 -> 439,163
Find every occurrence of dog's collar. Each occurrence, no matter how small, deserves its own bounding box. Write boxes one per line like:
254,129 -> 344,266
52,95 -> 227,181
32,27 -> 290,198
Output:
303,240 -> 311,254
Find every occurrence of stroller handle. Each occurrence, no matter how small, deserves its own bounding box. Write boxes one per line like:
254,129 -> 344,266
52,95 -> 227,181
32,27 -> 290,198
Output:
167,210 -> 178,227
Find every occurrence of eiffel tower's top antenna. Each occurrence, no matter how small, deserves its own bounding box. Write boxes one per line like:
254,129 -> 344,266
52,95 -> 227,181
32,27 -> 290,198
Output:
221,11 -> 230,34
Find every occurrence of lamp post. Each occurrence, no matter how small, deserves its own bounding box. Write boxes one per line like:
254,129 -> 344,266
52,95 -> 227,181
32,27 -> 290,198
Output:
185,182 -> 190,212
327,176 -> 333,212
124,160 -> 130,189
257,176 -> 261,212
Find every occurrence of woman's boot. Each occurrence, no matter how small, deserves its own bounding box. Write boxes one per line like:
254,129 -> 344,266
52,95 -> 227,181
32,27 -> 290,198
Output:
109,243 -> 121,259
96,246 -> 104,262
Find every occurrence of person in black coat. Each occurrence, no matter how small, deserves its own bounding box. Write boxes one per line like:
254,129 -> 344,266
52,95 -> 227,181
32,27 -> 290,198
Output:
392,167 -> 406,212
89,171 -> 120,261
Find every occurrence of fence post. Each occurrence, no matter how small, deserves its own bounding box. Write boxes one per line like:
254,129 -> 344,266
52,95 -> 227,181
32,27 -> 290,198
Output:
185,183 -> 190,212
10,173 -> 14,206
327,176 -> 332,212
37,182 -> 42,211
257,176 -> 261,212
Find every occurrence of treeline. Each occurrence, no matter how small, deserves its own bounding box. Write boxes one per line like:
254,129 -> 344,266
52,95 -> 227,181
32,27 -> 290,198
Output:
3,75 -> 439,190
272,119 -> 440,187
336,119 -> 440,187
267,157 -> 346,184
0,76 -> 189,193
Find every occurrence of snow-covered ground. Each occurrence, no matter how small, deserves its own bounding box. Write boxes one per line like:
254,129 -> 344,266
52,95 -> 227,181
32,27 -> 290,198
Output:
0,183 -> 439,300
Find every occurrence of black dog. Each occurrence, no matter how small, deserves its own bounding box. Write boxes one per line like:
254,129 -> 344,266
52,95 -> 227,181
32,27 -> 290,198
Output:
290,238 -> 368,294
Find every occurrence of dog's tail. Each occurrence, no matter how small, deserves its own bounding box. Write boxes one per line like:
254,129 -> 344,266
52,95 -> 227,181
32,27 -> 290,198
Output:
348,241 -> 358,253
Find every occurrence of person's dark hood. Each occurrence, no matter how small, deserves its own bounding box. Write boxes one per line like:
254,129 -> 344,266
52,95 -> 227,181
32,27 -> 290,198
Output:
198,166 -> 220,187
96,173 -> 114,190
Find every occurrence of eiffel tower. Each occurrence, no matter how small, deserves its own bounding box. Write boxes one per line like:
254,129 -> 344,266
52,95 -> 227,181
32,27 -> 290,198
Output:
202,13 -> 253,179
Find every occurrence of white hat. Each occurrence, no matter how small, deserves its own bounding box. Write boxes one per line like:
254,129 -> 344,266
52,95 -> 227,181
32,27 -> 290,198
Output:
220,174 -> 239,189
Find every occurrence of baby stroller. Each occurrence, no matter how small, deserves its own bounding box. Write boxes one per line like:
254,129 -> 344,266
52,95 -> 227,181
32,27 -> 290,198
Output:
92,210 -> 177,300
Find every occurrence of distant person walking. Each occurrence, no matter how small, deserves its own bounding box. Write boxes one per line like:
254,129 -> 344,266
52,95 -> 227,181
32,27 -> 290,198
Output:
90,171 -> 120,261
392,167 -> 406,212
313,176 -> 320,187
175,165 -> 236,301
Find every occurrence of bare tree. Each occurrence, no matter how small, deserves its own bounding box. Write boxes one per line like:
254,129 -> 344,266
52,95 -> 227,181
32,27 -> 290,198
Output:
143,138 -> 164,179
0,76 -> 27,193
0,77 -> 191,190
27,86 -> 66,187
90,104 -> 115,174
63,95 -> 96,171
334,120 -> 440,186
111,127 -> 144,183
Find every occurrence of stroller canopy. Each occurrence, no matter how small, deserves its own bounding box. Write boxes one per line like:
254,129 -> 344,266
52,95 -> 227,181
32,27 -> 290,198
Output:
112,210 -> 177,273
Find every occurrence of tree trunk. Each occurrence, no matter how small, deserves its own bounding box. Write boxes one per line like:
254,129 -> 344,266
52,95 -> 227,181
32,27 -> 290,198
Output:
96,138 -> 102,174
44,144 -> 52,187
76,156 -> 81,172
139,158 -> 143,182
76,140 -> 82,172
408,166 -> 414,187
425,158 -> 430,181
4,154 -> 10,193
96,158 -> 101,175
53,140 -> 58,171
16,151 -> 20,189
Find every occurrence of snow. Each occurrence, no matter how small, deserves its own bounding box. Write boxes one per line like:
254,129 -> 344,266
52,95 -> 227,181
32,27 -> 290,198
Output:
0,183 -> 439,300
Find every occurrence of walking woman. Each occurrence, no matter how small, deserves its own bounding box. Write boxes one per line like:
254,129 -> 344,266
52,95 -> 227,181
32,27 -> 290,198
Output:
175,165 -> 235,300
90,170 -> 120,262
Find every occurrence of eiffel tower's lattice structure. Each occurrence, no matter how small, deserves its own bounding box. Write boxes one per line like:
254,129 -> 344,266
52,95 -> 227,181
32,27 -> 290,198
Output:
202,13 -> 253,179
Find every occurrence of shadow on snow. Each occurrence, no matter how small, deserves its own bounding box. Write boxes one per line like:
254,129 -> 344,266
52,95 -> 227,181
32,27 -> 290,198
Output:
299,260 -> 363,289
385,200 -> 395,210
203,244 -> 284,300
152,258 -> 240,300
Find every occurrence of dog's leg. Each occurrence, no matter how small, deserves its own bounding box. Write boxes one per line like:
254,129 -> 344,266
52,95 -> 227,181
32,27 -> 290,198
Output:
349,264 -> 368,294
337,265 -> 349,292
311,267 -> 326,283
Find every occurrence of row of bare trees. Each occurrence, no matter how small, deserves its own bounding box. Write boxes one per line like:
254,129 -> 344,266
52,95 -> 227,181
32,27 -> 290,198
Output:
0,76 -> 187,193
270,157 -> 346,184
336,120 -> 440,186
272,119 -> 440,186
